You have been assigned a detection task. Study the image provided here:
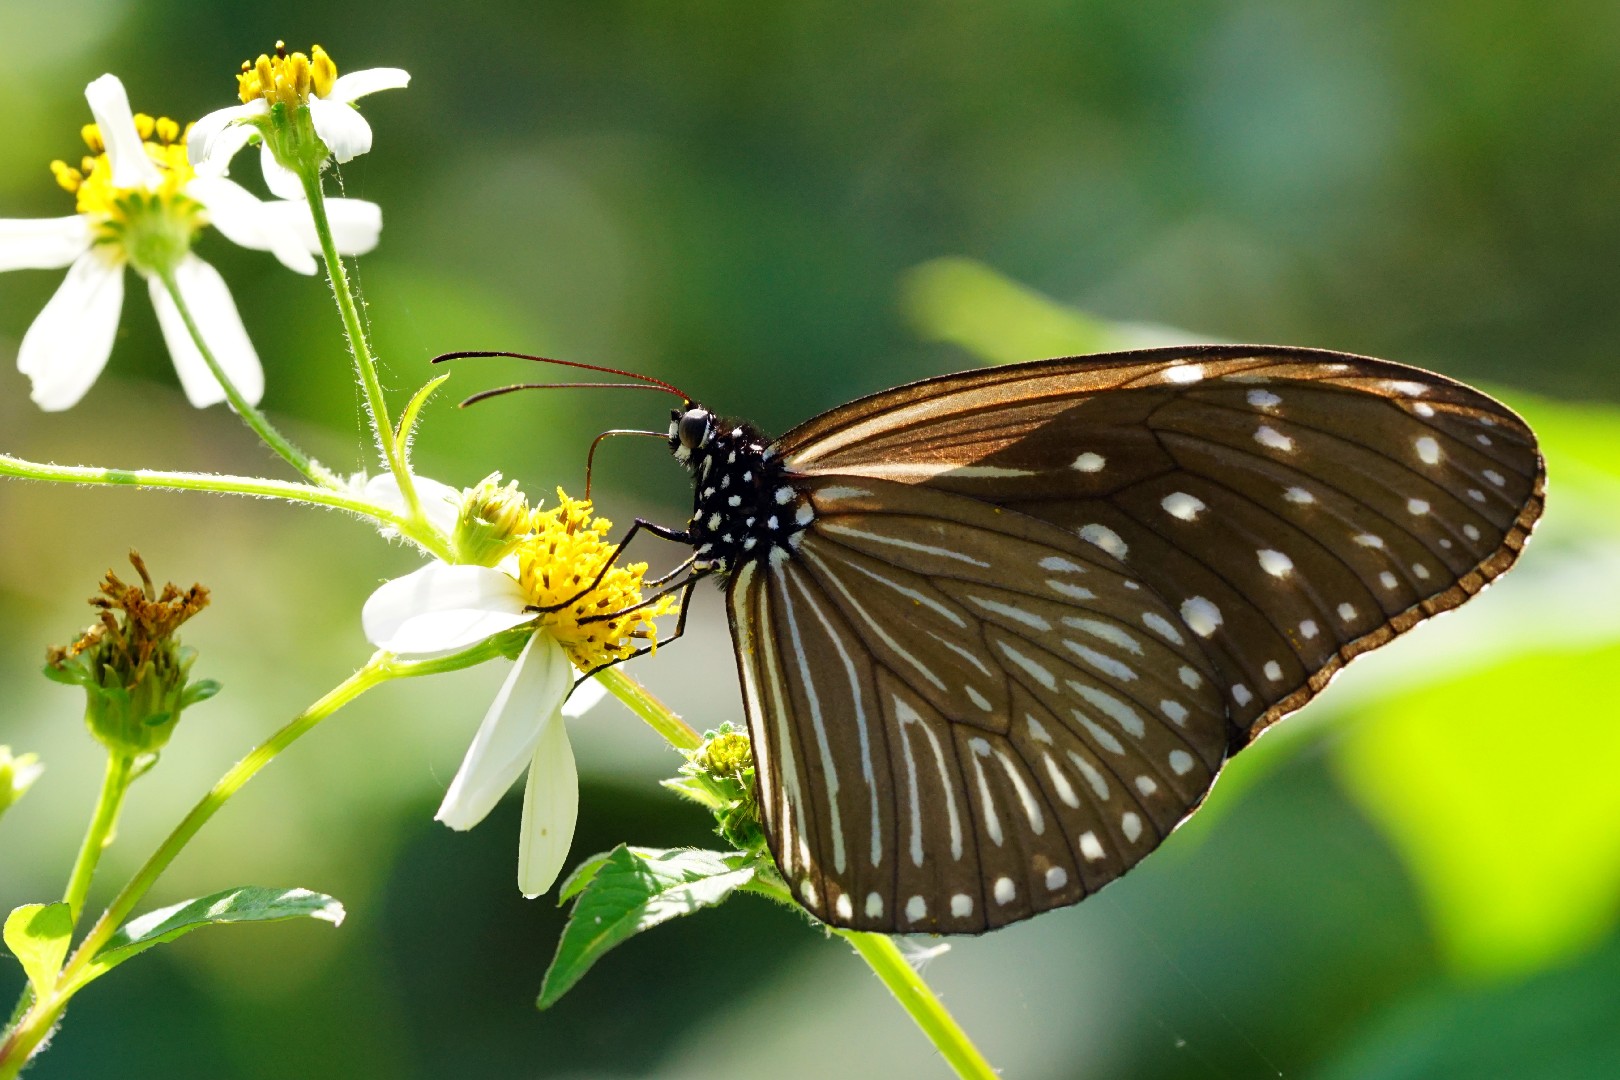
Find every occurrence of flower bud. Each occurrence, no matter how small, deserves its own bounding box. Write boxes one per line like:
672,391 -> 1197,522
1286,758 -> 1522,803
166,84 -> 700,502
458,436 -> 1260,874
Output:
453,473 -> 534,566
664,724 -> 766,854
44,553 -> 219,759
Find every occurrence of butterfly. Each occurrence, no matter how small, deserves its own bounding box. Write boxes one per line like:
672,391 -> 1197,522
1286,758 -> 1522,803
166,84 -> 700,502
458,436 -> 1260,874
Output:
446,344 -> 1544,934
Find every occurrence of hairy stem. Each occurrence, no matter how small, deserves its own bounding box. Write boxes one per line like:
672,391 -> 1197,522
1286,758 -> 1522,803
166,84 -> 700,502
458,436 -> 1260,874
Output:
157,268 -> 335,488
61,752 -> 136,927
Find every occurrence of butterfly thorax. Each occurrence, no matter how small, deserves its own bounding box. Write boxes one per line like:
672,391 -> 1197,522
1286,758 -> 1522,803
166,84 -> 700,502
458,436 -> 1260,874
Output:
669,406 -> 812,576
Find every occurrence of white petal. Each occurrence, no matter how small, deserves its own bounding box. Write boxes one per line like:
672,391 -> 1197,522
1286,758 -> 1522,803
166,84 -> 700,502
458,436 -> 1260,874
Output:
84,75 -> 161,190
328,67 -> 411,102
561,676 -> 608,719
363,473 -> 463,537
185,177 -> 317,274
187,101 -> 265,174
0,217 -> 93,272
437,634 -> 572,831
308,97 -> 373,162
17,252 -> 123,410
362,562 -> 530,656
518,711 -> 578,897
276,197 -> 381,257
147,255 -> 263,408
260,142 -> 306,200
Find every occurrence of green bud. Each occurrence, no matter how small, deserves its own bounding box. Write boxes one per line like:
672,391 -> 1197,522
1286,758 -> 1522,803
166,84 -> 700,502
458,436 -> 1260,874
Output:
45,553 -> 219,759
0,747 -> 44,820
261,101 -> 330,183
663,723 -> 766,854
452,472 -> 534,566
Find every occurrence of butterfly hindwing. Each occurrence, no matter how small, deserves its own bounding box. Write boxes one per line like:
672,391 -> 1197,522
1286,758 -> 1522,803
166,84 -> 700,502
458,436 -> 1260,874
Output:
727,475 -> 1227,933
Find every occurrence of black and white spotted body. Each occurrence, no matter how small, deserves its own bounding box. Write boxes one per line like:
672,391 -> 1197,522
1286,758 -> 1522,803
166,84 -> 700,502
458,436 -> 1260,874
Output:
669,405 -> 812,576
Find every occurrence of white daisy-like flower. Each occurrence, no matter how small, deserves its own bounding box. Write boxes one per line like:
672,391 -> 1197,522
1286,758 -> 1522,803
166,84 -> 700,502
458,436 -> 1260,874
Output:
188,43 -> 409,200
1,74 -> 383,411
362,490 -> 676,897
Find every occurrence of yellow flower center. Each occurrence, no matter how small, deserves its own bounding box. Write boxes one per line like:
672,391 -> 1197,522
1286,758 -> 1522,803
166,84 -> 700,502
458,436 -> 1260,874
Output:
237,42 -> 339,107
48,113 -> 203,268
517,489 -> 678,672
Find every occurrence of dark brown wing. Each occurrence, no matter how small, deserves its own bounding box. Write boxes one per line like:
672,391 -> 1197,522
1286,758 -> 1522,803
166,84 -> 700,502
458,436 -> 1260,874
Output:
777,345 -> 1544,745
728,476 -> 1228,933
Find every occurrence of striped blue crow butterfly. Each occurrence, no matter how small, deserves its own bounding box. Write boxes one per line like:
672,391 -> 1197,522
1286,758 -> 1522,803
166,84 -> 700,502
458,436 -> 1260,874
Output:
437,345 -> 1544,934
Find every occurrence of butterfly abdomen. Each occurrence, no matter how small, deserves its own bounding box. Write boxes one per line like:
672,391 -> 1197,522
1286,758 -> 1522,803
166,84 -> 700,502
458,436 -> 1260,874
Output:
676,413 -> 813,575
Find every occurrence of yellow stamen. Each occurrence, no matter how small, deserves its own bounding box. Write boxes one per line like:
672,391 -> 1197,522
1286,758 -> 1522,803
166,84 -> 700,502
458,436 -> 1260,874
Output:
517,489 -> 678,672
81,124 -> 103,153
47,111 -> 204,258
133,112 -> 155,140
236,42 -> 343,107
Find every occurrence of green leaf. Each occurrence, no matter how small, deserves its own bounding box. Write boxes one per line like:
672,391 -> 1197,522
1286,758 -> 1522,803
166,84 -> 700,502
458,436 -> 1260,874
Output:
556,849 -> 616,903
899,256 -> 1193,364
4,902 -> 72,996
1334,639 -> 1620,981
82,886 -> 344,982
538,846 -> 755,1009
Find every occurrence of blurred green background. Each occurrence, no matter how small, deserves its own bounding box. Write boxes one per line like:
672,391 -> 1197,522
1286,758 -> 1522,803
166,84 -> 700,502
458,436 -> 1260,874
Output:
3,1 -> 1620,1076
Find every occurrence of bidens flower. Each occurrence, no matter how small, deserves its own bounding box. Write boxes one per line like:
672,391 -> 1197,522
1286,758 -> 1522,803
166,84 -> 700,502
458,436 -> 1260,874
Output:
189,42 -> 409,200
362,489 -> 677,897
1,74 -> 383,411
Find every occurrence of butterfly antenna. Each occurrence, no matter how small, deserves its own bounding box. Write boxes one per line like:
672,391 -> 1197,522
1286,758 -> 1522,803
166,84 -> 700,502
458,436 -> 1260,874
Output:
585,429 -> 667,499
457,382 -> 681,408
434,350 -> 691,402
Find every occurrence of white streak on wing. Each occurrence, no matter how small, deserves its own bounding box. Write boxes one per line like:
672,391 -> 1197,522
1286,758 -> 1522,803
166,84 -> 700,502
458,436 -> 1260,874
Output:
1040,556 -> 1087,573
1046,579 -> 1097,601
909,707 -> 964,861
837,558 -> 968,628
894,698 -> 926,868
814,485 -> 873,502
779,573 -> 849,874
1063,641 -> 1138,682
1042,753 -> 1081,807
1069,681 -> 1147,737
994,749 -> 1046,835
927,631 -> 996,678
1061,616 -> 1145,655
966,594 -> 1052,631
753,571 -> 808,876
969,740 -> 1004,847
1067,752 -> 1111,800
821,522 -> 991,567
997,639 -> 1058,691
803,545 -> 946,693
826,461 -> 1038,479
1073,712 -> 1125,755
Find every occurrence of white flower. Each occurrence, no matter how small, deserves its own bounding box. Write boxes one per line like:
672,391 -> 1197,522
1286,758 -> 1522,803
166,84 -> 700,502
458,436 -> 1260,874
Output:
188,44 -> 409,200
360,490 -> 674,898
1,74 -> 383,411
363,561 -> 606,897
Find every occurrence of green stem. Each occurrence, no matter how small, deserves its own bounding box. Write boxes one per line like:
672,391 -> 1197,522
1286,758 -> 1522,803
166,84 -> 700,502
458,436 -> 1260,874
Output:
836,931 -> 998,1080
602,668 -> 996,1078
0,454 -> 454,563
61,752 -> 136,927
156,268 -> 335,489
597,667 -> 702,751
299,168 -> 424,525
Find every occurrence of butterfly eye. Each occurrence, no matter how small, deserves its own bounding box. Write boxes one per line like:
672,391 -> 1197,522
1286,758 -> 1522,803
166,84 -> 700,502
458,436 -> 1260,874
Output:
677,409 -> 712,450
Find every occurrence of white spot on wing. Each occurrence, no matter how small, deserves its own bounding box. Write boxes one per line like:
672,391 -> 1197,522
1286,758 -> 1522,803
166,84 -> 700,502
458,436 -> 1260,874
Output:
1169,749 -> 1195,775
966,594 -> 1051,631
1063,641 -> 1138,682
1338,602 -> 1357,622
1161,492 -> 1206,521
1408,498 -> 1431,515
1045,866 -> 1068,890
951,894 -> 974,918
1079,523 -> 1128,559
1122,813 -> 1143,842
1258,549 -> 1294,577
1179,665 -> 1202,689
906,896 -> 927,923
1160,699 -> 1189,724
1142,612 -> 1185,645
1079,832 -> 1106,861
1247,388 -> 1282,408
1255,425 -> 1294,452
866,892 -> 884,919
1069,681 -> 1146,736
1284,486 -> 1315,505
1264,660 -> 1284,681
1180,597 -> 1223,637
1232,684 -> 1253,706
1415,436 -> 1441,465
1071,452 -> 1106,473
1165,363 -> 1204,383
1300,619 -> 1319,639
994,877 -> 1016,905
835,893 -> 854,921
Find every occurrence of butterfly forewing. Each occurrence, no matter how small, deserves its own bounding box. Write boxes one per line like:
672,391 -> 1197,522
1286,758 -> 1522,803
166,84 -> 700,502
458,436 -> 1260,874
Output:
776,346 -> 1544,744
727,476 -> 1228,932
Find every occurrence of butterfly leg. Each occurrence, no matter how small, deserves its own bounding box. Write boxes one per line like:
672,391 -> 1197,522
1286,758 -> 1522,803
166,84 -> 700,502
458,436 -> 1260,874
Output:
571,572 -> 705,686
533,517 -> 695,616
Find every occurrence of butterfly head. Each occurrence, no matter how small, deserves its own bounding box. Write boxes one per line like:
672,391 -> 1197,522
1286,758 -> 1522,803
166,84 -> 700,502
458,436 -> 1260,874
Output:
669,404 -> 713,466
